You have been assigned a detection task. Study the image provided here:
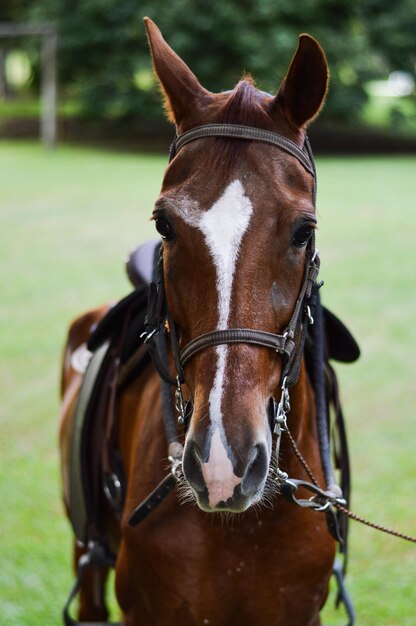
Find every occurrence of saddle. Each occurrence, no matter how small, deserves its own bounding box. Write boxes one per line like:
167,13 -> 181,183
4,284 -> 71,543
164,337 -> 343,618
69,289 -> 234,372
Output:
64,239 -> 359,625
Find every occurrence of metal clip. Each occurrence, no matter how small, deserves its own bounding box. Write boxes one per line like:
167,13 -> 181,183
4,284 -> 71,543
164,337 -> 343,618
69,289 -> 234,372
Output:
313,500 -> 331,512
140,328 -> 156,344
274,413 -> 287,436
280,478 -> 346,512
273,377 -> 290,435
168,454 -> 183,480
275,468 -> 288,482
273,378 -> 291,480
103,472 -> 123,511
175,377 -> 186,425
306,305 -> 314,325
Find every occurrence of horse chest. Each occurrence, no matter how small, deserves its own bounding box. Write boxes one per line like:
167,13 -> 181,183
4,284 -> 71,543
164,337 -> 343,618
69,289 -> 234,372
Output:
118,502 -> 334,626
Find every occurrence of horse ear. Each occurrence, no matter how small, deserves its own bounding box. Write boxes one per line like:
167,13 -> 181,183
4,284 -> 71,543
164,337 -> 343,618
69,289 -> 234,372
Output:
273,34 -> 329,128
144,17 -> 209,126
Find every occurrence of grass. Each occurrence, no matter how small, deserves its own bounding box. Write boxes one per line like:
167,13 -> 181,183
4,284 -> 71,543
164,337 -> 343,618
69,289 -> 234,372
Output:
0,141 -> 415,625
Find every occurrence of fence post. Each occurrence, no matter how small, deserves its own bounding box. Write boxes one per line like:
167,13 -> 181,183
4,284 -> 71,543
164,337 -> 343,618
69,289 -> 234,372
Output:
0,23 -> 58,147
41,31 -> 57,148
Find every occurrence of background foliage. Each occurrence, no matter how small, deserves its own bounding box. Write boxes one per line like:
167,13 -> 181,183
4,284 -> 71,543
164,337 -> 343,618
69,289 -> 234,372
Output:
1,0 -> 415,124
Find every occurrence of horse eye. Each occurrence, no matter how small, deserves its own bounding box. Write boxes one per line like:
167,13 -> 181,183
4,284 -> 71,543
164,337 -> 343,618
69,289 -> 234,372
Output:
155,217 -> 174,240
292,224 -> 313,248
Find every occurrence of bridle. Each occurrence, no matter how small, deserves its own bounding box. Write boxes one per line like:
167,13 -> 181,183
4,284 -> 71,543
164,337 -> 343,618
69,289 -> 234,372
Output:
143,123 -> 321,436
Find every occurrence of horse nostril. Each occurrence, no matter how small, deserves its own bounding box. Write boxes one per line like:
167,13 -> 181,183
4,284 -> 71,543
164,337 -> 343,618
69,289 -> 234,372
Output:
192,441 -> 205,464
241,444 -> 269,495
182,440 -> 206,493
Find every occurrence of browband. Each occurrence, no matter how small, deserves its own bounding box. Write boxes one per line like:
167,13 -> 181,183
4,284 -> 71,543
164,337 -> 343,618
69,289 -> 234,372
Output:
169,123 -> 317,205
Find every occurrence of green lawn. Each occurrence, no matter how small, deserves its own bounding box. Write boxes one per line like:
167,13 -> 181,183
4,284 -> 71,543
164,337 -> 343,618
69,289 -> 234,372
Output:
0,141 -> 415,625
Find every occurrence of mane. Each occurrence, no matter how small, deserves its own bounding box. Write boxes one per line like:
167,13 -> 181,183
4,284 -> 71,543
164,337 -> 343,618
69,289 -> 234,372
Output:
207,77 -> 276,170
217,77 -> 273,126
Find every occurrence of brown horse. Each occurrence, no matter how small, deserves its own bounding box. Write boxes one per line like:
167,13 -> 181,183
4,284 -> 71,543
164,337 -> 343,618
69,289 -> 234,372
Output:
59,18 -> 342,626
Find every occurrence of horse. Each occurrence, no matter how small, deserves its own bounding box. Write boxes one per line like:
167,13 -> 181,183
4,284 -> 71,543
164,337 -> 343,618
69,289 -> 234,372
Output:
59,17 -> 351,626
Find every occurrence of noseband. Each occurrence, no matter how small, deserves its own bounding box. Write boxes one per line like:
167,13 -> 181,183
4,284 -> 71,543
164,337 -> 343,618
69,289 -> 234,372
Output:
144,123 -> 321,401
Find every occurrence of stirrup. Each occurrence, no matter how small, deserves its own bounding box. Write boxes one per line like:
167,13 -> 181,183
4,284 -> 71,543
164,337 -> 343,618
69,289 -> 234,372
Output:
63,540 -> 123,626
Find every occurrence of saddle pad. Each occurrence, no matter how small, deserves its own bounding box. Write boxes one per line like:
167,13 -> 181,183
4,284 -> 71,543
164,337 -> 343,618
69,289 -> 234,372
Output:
88,287 -> 147,353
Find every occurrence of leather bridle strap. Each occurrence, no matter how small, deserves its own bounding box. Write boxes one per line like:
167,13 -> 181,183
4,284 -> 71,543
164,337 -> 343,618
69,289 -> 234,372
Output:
181,328 -> 295,369
282,242 -> 320,386
170,124 -> 314,176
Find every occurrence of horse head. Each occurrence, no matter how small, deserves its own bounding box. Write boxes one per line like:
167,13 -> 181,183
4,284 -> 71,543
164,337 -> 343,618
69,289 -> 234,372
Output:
145,18 -> 328,513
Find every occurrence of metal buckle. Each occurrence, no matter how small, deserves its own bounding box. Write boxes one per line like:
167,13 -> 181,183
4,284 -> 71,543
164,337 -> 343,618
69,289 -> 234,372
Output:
168,454 -> 183,480
280,478 -> 346,511
306,305 -> 314,325
103,472 -> 123,511
140,328 -> 156,344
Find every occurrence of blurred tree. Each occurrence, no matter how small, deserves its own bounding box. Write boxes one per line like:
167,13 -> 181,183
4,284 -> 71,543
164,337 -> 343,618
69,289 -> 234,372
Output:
0,0 -> 35,98
364,0 -> 416,74
0,0 -> 30,20
4,0 -> 416,123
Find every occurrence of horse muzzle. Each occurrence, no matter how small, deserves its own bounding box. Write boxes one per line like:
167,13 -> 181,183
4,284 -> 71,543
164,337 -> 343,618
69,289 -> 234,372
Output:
182,434 -> 271,513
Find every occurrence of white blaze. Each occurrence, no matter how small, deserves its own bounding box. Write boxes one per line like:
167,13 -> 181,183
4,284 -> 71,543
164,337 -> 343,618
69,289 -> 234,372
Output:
200,429 -> 242,507
198,179 -> 253,329
196,179 -> 253,505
